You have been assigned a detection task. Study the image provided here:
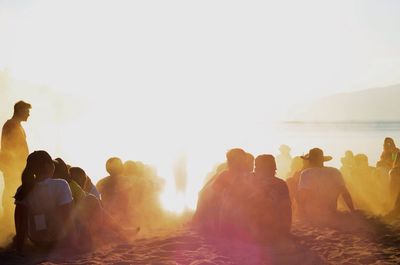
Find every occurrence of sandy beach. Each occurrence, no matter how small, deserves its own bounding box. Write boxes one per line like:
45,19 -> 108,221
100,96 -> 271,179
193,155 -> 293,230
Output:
2,218 -> 400,265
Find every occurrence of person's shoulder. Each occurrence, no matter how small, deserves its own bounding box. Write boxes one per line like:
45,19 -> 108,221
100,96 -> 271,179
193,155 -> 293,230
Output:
218,170 -> 230,177
272,176 -> 288,188
43,178 -> 71,195
300,167 -> 315,177
272,176 -> 286,184
2,119 -> 16,130
96,176 -> 111,188
215,170 -> 231,181
324,167 -> 343,176
47,178 -> 70,188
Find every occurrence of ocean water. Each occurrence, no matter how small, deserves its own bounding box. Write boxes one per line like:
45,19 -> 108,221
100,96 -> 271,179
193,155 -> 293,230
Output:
273,121 -> 400,168
1,121 -> 400,212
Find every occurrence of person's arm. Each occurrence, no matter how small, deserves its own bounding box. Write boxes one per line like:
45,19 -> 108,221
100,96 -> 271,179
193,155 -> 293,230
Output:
55,180 -> 77,246
297,173 -> 311,218
278,183 -> 292,233
297,188 -> 311,217
336,171 -> 355,212
14,203 -> 28,253
341,187 -> 355,212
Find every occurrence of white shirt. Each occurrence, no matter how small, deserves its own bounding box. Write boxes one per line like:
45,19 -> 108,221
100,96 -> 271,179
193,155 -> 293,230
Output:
299,167 -> 345,213
16,177 -> 73,243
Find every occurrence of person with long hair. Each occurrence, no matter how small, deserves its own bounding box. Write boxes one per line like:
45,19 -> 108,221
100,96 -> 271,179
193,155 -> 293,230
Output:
14,150 -> 75,252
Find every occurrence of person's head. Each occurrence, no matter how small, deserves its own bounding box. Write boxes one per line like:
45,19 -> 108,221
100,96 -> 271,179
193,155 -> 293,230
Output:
70,167 -> 87,189
53,158 -> 71,182
384,137 -> 396,151
123,160 -> 138,177
13,100 -> 31,122
279,144 -> 291,155
245,152 -> 255,173
226,148 -> 246,172
354,154 -> 369,168
341,150 -> 354,167
106,157 -> 124,176
255,154 -> 276,177
302,148 -> 332,167
15,150 -> 54,201
26,151 -> 54,178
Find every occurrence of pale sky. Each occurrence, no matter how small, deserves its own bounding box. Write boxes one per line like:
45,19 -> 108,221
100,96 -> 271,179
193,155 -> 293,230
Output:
1,0 -> 400,119
1,0 -> 400,211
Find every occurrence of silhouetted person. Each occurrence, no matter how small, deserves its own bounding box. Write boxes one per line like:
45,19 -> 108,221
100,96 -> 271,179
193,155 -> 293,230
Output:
123,160 -> 138,178
202,162 -> 227,186
377,137 -> 399,169
96,157 -> 132,224
218,151 -> 254,239
53,158 -> 86,204
388,153 -> 400,210
194,148 -> 246,232
123,160 -> 148,210
69,167 -> 86,190
0,100 -> 31,238
343,154 -> 385,214
298,148 -> 355,223
286,155 -> 311,218
340,150 -> 355,180
14,151 -> 75,252
123,160 -> 164,231
246,155 -> 291,241
276,144 -> 292,179
70,167 -> 101,200
173,154 -> 187,194
97,157 -> 124,203
384,151 -> 400,219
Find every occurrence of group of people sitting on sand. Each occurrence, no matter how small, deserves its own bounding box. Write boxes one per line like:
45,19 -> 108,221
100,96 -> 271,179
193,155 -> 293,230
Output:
194,148 -> 292,243
8,136 -> 400,252
193,138 -> 400,244
289,137 -> 400,219
12,151 -> 165,253
96,157 -> 164,228
196,139 -> 400,238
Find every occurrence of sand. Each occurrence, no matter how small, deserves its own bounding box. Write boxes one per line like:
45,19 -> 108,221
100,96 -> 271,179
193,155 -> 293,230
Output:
1,220 -> 400,265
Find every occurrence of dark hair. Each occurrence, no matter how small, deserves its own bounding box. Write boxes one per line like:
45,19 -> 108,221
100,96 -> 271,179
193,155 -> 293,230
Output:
226,148 -> 246,169
123,160 -> 138,176
53,158 -> 71,182
255,154 -> 277,172
70,167 -> 87,188
14,100 -> 31,115
14,151 -> 53,201
106,157 -> 124,176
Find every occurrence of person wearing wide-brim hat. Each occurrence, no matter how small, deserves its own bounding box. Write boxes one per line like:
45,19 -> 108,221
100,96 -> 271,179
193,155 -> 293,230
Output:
297,148 -> 355,222
300,148 -> 332,163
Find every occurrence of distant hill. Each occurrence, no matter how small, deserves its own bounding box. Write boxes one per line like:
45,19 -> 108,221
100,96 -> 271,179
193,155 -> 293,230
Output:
288,84 -> 400,122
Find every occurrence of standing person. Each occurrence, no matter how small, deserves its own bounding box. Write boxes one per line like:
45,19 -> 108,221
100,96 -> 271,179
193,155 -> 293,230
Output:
0,100 -> 31,239
276,144 -> 292,179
